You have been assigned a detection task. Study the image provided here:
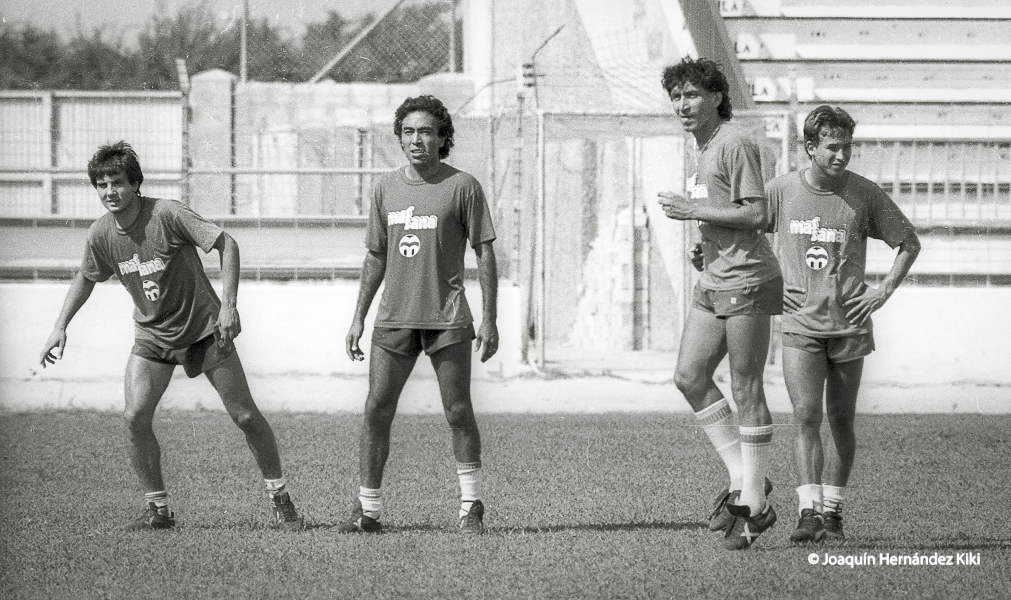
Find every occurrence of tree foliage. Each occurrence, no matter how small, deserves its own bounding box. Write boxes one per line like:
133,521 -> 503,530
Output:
0,2 -> 459,90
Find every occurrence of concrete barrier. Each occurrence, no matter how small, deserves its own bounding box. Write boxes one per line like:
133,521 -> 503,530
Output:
1,282 -> 1008,413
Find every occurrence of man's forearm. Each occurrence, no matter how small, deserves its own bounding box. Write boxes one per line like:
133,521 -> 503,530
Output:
354,251 -> 386,322
476,242 -> 498,322
691,199 -> 768,230
881,233 -> 921,296
54,271 -> 96,330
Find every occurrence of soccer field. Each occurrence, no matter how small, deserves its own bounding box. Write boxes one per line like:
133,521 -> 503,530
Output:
0,410 -> 1007,599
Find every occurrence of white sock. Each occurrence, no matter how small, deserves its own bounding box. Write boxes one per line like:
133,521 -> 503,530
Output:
359,486 -> 382,520
823,484 -> 845,515
739,425 -> 773,515
457,462 -> 481,518
694,399 -> 744,490
144,490 -> 169,508
796,483 -> 823,515
264,476 -> 287,498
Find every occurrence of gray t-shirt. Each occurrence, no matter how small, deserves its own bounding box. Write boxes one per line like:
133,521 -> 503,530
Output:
768,169 -> 916,336
81,197 -> 224,348
365,164 -> 496,329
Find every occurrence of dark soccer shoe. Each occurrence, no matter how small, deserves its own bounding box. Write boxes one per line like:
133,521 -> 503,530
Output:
709,477 -> 773,532
823,510 -> 845,541
270,491 -> 304,531
789,508 -> 825,544
458,500 -> 485,535
335,499 -> 382,534
126,502 -> 176,531
723,502 -> 777,550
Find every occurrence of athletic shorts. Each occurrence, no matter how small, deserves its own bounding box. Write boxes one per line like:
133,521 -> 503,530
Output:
692,277 -> 783,318
371,324 -> 475,358
132,332 -> 234,378
781,331 -> 875,364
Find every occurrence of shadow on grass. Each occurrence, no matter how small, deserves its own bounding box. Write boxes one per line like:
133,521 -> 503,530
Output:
298,520 -> 708,534
806,537 -> 1011,551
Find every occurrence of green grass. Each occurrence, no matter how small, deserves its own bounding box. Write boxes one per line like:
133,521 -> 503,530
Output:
1,410 -> 1009,599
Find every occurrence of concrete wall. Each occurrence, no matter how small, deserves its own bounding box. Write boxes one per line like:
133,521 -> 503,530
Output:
2,282 -> 1008,413
0,281 -> 524,411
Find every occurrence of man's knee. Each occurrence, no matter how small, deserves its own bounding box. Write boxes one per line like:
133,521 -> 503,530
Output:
230,408 -> 267,433
363,397 -> 398,432
673,365 -> 706,398
123,406 -> 155,435
792,402 -> 823,430
443,399 -> 477,430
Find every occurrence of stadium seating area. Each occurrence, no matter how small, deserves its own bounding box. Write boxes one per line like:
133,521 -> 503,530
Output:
722,0 -> 1011,283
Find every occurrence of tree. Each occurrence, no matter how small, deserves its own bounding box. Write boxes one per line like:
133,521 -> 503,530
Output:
0,24 -> 66,89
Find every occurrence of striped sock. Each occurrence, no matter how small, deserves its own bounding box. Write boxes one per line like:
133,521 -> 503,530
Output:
694,399 -> 744,490
739,425 -> 774,515
796,483 -> 823,515
359,486 -> 382,520
457,461 -> 482,518
144,490 -> 169,508
264,476 -> 287,498
823,485 -> 845,515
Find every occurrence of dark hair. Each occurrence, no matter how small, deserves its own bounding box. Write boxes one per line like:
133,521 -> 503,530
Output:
803,105 -> 856,149
661,57 -> 733,120
87,141 -> 144,190
393,95 -> 455,158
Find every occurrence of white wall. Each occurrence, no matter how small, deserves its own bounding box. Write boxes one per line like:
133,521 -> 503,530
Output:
1,282 -> 1008,413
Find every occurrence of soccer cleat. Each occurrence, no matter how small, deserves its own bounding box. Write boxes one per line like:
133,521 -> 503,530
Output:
723,502 -> 777,550
789,508 -> 825,544
335,498 -> 382,534
823,509 -> 845,541
269,491 -> 304,531
126,502 -> 176,531
458,500 -> 485,535
709,477 -> 773,532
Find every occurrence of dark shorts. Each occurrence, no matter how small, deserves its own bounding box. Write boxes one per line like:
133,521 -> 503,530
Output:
692,277 -> 783,318
782,331 -> 875,364
371,324 -> 475,358
132,332 -> 234,378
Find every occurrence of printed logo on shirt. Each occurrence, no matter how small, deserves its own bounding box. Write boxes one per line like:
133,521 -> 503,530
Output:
805,246 -> 829,270
399,234 -> 421,257
789,217 -> 847,243
388,206 -> 438,230
142,279 -> 161,301
119,254 -> 166,277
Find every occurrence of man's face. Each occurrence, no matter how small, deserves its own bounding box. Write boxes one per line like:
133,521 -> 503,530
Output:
400,111 -> 445,169
807,129 -> 852,180
95,170 -> 140,214
669,81 -> 722,135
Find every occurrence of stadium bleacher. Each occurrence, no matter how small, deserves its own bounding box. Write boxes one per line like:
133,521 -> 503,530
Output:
722,0 -> 1011,283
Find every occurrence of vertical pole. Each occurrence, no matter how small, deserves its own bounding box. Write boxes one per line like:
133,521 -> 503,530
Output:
536,109 -> 546,368
175,58 -> 191,206
515,93 -> 527,361
240,0 -> 248,84
449,0 -> 457,73
42,92 -> 55,214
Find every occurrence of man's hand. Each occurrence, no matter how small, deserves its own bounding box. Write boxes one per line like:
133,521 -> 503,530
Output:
783,284 -> 806,313
217,305 -> 242,346
346,320 -> 365,361
843,285 -> 889,327
39,329 -> 67,368
688,243 -> 704,272
658,192 -> 695,221
474,320 -> 498,363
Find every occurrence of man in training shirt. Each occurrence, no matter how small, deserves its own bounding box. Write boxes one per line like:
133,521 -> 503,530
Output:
658,57 -> 783,550
768,105 -> 919,544
340,95 -> 498,535
39,141 -> 303,531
